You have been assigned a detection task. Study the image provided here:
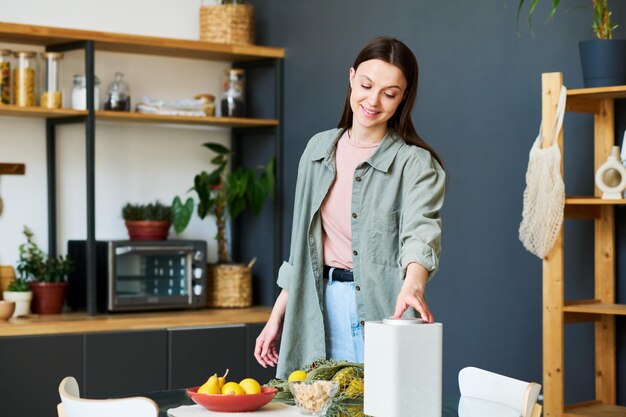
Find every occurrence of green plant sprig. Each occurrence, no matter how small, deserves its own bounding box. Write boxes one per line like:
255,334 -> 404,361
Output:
16,226 -> 73,283
517,0 -> 617,40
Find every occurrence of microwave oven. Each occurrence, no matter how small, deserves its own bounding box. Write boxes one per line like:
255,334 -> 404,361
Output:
67,240 -> 207,312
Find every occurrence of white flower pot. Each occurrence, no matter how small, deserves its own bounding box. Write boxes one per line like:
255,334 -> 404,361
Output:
2,291 -> 32,317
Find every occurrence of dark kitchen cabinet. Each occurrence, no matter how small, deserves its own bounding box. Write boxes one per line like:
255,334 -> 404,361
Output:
0,334 -> 83,417
168,325 -> 247,389
246,322 -> 278,384
84,330 -> 168,398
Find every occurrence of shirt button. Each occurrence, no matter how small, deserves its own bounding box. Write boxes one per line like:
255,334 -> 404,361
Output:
355,176 -> 362,182
353,250 -> 358,256
360,320 -> 365,326
355,286 -> 360,291
352,213 -> 357,219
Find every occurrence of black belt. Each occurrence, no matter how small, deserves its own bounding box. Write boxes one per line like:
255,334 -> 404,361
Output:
323,266 -> 354,282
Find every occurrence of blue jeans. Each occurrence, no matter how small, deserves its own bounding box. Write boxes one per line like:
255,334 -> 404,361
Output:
322,273 -> 364,363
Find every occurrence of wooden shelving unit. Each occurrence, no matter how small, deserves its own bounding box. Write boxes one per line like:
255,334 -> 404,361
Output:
0,22 -> 285,314
542,72 -> 626,417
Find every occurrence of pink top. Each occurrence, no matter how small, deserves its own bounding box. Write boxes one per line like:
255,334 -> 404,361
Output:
321,130 -> 379,269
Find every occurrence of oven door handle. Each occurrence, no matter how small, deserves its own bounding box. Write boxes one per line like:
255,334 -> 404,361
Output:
115,246 -> 195,255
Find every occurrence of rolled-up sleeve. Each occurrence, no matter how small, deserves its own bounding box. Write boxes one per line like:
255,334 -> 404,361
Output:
276,260 -> 294,290
399,156 -> 446,281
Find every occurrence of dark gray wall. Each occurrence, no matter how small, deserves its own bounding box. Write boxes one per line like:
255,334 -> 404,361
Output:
251,0 -> 626,404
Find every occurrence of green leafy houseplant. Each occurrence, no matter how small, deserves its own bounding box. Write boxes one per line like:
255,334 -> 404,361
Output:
16,226 -> 72,283
122,201 -> 173,240
172,142 -> 274,263
122,201 -> 172,221
518,0 -> 617,39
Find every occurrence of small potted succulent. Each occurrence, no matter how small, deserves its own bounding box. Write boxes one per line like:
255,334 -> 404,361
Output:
16,226 -> 73,315
2,275 -> 32,318
172,142 -> 274,307
518,0 -> 625,87
122,201 -> 172,240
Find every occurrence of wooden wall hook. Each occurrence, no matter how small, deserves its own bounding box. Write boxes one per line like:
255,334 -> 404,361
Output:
0,163 -> 25,175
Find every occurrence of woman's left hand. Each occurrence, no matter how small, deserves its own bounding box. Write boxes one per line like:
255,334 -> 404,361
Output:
391,263 -> 434,322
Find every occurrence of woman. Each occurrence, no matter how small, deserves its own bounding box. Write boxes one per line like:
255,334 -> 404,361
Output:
254,37 -> 446,379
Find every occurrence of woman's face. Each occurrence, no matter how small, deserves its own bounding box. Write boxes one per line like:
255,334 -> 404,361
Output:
349,59 -> 407,131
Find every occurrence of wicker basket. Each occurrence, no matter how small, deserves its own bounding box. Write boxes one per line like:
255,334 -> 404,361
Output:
199,4 -> 254,45
207,263 -> 252,307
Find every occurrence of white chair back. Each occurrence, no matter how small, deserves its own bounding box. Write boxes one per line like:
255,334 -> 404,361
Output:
58,376 -> 159,417
458,367 -> 542,417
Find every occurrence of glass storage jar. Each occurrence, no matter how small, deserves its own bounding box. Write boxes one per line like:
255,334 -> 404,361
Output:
220,68 -> 245,117
40,52 -> 64,109
0,49 -> 12,105
71,74 -> 101,110
103,72 -> 131,111
13,51 -> 37,107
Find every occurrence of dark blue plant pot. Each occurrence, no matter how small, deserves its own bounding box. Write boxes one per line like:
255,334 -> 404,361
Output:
579,39 -> 626,88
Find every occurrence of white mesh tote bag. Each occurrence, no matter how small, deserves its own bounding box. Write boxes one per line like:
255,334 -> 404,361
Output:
519,85 -> 567,259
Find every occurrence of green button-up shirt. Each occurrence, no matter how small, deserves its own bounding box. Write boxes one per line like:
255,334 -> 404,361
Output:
275,128 -> 445,378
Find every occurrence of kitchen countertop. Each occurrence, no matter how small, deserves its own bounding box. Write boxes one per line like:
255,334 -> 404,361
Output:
0,306 -> 272,337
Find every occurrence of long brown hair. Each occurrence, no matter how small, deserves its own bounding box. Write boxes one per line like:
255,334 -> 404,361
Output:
338,37 -> 444,168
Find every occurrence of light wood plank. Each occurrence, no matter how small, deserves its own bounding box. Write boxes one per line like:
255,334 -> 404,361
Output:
0,21 -> 284,61
564,403 -> 626,417
542,72 -> 565,417
96,110 -> 278,128
594,99 -> 617,405
568,84 -> 626,101
565,197 -> 626,205
563,303 -> 626,315
0,105 -> 86,118
0,307 -> 271,336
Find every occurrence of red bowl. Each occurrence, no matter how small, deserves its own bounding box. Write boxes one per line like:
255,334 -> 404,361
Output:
187,386 -> 278,412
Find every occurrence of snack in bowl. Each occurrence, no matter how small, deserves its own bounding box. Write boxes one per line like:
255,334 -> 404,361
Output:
289,380 -> 339,416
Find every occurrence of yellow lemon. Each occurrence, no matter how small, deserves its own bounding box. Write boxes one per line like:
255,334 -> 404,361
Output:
287,370 -> 307,382
221,381 -> 245,395
239,378 -> 262,394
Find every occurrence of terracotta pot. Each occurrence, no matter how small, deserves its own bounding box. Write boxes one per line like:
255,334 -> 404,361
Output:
28,282 -> 68,315
125,220 -> 171,240
0,300 -> 15,321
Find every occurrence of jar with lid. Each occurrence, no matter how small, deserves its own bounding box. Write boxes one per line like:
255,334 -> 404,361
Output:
220,68 -> 245,117
71,74 -> 101,110
13,51 -> 37,107
104,72 -> 131,111
40,52 -> 64,109
0,49 -> 12,105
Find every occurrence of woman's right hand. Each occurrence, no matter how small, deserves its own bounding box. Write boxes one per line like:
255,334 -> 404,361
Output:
254,289 -> 288,368
254,318 -> 283,368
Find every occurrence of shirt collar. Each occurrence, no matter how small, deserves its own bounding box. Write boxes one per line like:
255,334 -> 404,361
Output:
309,128 -> 404,173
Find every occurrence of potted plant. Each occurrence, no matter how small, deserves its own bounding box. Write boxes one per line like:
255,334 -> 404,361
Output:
518,0 -> 625,87
172,142 -> 274,307
122,201 -> 172,240
16,226 -> 73,315
2,276 -> 32,318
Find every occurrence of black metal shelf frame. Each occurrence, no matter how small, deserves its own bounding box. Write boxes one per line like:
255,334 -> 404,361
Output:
43,42 -> 284,315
